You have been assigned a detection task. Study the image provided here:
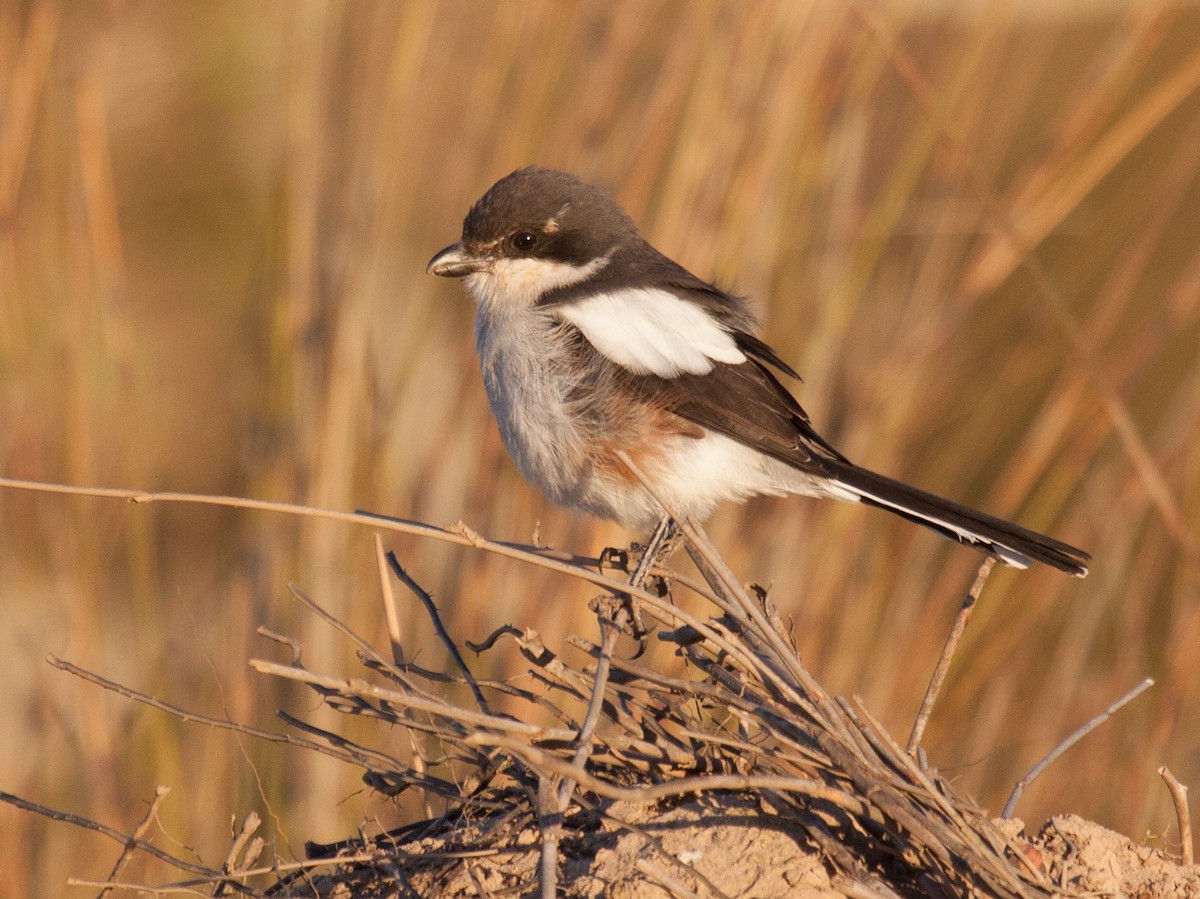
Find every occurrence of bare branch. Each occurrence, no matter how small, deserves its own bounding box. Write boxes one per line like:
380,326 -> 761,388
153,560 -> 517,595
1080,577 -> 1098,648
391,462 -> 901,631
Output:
1003,678 -> 1155,818
96,785 -> 171,899
386,551 -> 490,715
0,791 -> 223,882
908,557 -> 996,753
1159,765 -> 1193,866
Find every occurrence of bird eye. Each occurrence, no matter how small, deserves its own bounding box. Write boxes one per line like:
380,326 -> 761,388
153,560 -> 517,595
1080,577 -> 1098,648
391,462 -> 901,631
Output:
513,232 -> 537,252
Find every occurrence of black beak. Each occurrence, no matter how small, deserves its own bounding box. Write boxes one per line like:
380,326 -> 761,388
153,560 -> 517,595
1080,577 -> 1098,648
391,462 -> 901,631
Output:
427,242 -> 485,278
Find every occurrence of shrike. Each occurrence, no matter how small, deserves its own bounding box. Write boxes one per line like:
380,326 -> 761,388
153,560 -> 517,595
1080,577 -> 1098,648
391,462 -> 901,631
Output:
428,167 -> 1088,576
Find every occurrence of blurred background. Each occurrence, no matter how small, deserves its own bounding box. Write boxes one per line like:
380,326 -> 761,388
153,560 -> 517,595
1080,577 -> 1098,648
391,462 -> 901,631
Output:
2,0 -> 1199,892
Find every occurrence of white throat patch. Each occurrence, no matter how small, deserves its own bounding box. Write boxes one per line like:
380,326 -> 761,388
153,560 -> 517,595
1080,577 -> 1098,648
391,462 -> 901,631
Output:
465,255 -> 610,313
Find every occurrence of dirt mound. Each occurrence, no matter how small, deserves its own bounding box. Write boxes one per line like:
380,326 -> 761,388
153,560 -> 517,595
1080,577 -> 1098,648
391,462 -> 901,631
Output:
286,798 -> 1197,898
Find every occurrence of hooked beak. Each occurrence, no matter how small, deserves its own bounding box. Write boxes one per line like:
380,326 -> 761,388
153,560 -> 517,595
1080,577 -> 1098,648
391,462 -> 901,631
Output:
427,242 -> 487,278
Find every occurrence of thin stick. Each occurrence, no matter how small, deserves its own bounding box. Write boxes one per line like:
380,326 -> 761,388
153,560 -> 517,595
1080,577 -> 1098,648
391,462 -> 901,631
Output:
1002,677 -> 1154,818
213,811 -> 260,898
464,732 -> 865,811
374,534 -> 405,666
249,658 -> 569,740
537,777 -> 562,899
563,515 -> 671,792
561,606 -> 628,791
97,785 -> 171,899
907,557 -> 995,753
49,655 -> 295,744
386,551 -> 490,715
76,882 -> 212,897
49,653 -> 460,793
1158,765 -> 1193,865
612,452 -> 822,705
0,477 -> 670,608
540,517 -> 672,899
635,858 -> 706,899
0,792 -> 221,880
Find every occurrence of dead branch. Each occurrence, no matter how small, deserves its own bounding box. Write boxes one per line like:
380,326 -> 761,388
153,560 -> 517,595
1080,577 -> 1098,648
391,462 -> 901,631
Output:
908,557 -> 996,753
96,785 -> 171,899
1003,677 -> 1155,818
0,791 -> 224,883
1159,765 -> 1194,866
385,550 -> 491,714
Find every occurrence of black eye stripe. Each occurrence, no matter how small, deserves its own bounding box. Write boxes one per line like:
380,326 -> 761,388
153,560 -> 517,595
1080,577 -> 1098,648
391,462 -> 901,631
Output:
514,232 -> 537,251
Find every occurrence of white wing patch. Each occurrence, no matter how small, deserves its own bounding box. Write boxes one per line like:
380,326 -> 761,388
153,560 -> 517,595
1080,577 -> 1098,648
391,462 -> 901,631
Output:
558,288 -> 746,377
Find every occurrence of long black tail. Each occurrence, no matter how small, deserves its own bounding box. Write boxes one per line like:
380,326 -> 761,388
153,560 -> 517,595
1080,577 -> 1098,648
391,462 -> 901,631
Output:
827,461 -> 1090,576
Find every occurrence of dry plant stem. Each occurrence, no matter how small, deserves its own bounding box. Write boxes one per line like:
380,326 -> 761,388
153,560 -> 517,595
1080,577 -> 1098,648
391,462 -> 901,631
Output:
562,606 -> 630,786
537,778 -> 562,899
0,792 -> 221,881
97,785 -> 170,899
466,732 -> 866,810
250,658 -> 573,740
635,858 -> 707,899
48,655 -> 297,744
907,557 -> 996,753
1158,765 -> 1194,865
1002,677 -> 1155,818
214,811 -> 261,898
0,475 -> 758,680
74,883 -> 218,897
540,516 -> 671,899
374,533 -> 405,666
0,477 -> 670,607
48,654 -> 461,799
385,550 -> 491,715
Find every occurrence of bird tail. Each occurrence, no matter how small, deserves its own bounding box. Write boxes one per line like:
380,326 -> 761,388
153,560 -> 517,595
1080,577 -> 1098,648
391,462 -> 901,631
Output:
827,461 -> 1089,576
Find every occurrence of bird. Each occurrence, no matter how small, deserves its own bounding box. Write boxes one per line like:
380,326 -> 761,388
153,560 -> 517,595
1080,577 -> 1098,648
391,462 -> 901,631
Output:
427,167 -> 1089,576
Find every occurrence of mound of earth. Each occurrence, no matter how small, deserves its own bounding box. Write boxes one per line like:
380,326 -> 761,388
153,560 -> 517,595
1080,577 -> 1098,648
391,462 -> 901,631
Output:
285,796 -> 1197,898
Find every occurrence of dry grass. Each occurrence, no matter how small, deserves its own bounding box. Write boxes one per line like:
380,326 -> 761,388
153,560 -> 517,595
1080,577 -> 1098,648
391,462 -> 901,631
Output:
1,0 -> 1199,893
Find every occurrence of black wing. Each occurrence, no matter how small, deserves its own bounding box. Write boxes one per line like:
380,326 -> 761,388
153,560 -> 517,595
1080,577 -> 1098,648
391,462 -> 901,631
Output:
621,332 -> 1091,576
628,333 -> 849,472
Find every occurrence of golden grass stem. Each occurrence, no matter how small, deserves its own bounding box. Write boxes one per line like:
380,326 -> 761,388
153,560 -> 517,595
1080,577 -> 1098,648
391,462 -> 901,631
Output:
373,533 -> 405,667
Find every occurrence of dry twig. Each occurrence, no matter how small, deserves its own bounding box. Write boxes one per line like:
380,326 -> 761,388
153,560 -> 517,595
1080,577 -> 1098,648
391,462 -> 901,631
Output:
5,480 -> 1133,896
0,791 -> 222,882
1003,677 -> 1155,818
96,785 -> 171,899
908,557 -> 996,753
1159,765 -> 1194,866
